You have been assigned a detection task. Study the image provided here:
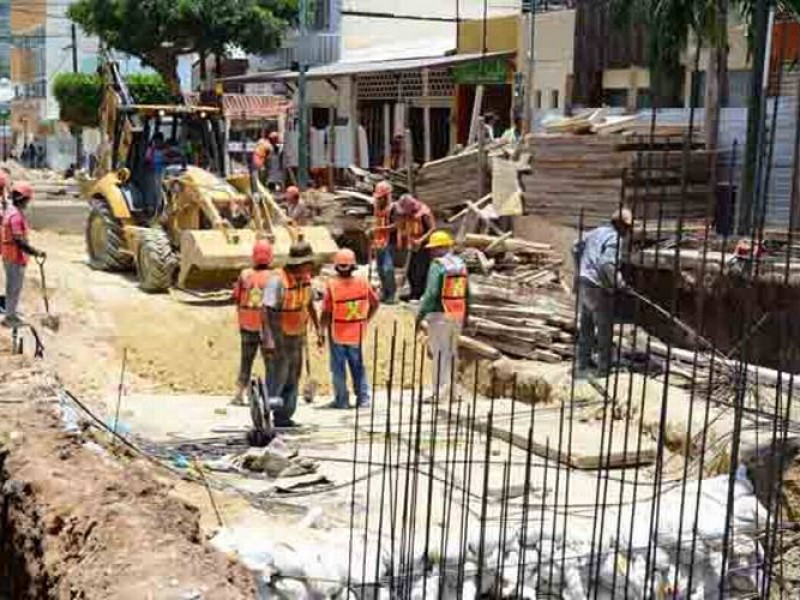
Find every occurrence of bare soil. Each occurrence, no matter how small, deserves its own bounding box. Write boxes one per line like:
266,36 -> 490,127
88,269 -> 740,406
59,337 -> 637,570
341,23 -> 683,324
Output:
28,231 -> 416,399
0,351 -> 256,599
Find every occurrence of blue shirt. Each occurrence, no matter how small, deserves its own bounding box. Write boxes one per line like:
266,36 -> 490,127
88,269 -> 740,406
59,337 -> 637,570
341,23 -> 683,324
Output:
574,224 -> 623,288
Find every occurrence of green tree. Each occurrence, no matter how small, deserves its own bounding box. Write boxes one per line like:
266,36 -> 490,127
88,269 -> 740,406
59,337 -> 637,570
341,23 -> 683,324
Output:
53,72 -> 172,128
611,0 -> 800,155
68,0 -> 297,93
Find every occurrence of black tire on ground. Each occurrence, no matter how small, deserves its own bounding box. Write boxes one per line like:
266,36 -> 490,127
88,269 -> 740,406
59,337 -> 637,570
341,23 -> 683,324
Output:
86,199 -> 133,271
136,229 -> 178,293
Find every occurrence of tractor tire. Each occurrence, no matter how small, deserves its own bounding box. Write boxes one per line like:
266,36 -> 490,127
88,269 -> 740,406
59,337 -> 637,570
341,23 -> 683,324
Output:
86,199 -> 133,271
136,229 -> 178,293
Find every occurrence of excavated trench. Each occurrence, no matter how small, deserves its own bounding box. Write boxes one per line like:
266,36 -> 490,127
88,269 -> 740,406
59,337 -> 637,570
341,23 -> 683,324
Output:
0,447 -> 55,599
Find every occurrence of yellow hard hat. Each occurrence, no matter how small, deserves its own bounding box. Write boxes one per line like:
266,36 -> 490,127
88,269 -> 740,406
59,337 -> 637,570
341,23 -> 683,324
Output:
426,230 -> 454,249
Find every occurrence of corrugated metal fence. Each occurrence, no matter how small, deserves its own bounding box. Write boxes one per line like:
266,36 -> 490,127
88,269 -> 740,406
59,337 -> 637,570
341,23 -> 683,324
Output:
641,98 -> 798,228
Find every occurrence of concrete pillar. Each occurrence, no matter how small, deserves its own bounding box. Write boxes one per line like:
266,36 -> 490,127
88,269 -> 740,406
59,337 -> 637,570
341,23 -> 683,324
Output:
423,68 -> 431,163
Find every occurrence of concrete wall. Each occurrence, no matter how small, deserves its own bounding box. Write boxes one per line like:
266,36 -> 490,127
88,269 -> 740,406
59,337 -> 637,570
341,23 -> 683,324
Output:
341,0 -> 521,62
518,10 -> 576,113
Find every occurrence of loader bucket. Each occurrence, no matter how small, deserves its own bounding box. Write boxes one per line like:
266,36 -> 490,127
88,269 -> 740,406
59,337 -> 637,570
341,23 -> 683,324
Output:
177,226 -> 338,290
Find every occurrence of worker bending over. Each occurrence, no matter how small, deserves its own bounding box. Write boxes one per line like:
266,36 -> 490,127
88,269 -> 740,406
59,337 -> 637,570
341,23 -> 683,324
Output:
370,181 -> 398,304
1,182 -> 44,327
415,230 -> 469,402
284,185 -> 312,226
321,249 -> 379,409
573,208 -> 633,377
262,240 -> 321,427
397,194 -> 435,301
231,239 -> 275,406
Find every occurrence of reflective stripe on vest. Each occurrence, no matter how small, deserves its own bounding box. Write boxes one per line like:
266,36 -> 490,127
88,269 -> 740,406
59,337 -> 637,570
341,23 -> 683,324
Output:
237,269 -> 272,332
373,206 -> 390,249
438,254 -> 467,322
279,270 -> 312,336
329,276 -> 370,346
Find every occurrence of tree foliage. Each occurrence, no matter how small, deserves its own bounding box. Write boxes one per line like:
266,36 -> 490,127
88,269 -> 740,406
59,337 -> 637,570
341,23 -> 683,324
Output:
53,72 -> 172,128
68,0 -> 297,91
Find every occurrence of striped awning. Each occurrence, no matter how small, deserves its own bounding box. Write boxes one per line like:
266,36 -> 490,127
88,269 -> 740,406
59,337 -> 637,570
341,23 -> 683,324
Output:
184,93 -> 290,121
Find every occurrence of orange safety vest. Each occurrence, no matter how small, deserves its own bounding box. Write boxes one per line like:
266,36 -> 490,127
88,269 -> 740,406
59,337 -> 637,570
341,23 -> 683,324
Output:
236,268 -> 273,332
279,270 -> 312,336
329,276 -> 370,346
438,254 -> 467,323
398,204 -> 434,250
373,205 -> 391,250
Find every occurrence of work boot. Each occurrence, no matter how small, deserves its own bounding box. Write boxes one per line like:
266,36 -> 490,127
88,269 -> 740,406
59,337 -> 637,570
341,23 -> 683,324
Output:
230,388 -> 247,406
1,315 -> 22,328
323,400 -> 349,410
356,397 -> 371,409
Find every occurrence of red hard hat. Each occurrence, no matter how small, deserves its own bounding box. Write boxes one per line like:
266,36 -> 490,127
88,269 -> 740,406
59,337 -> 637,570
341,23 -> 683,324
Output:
11,181 -> 33,200
374,181 -> 392,199
333,248 -> 356,269
252,239 -> 274,266
285,185 -> 300,200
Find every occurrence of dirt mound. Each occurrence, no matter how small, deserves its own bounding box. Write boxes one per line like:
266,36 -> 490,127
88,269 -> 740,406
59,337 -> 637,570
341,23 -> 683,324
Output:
0,353 -> 256,599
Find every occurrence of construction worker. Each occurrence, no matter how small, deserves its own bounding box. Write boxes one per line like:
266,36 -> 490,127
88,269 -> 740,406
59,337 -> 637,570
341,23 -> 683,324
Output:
370,181 -> 398,303
231,239 -> 275,406
415,230 -> 468,402
397,194 -> 435,301
321,249 -> 380,409
262,240 -> 321,427
284,185 -> 311,226
573,208 -> 633,377
267,131 -> 284,192
1,182 -> 44,327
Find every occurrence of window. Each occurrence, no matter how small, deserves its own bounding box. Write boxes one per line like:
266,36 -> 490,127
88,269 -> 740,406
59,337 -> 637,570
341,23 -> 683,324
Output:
551,89 -> 559,109
535,90 -> 542,109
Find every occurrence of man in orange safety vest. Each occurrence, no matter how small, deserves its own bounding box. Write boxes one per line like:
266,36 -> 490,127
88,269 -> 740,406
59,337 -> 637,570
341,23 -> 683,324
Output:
231,239 -> 275,405
262,239 -> 321,427
321,249 -> 379,409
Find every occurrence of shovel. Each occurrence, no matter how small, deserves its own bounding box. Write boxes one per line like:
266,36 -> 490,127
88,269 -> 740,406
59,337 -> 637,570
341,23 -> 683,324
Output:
35,255 -> 59,331
302,339 -> 318,404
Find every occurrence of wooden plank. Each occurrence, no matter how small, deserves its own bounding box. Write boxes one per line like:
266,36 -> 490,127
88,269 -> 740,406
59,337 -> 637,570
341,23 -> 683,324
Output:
436,399 -> 657,470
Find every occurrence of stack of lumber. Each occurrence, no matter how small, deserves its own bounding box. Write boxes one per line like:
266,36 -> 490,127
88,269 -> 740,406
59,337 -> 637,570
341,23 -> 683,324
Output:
414,149 -> 487,213
457,233 -> 576,362
521,132 -> 711,227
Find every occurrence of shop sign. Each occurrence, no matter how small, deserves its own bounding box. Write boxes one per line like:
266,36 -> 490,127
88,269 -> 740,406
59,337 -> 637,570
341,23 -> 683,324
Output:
453,58 -> 509,85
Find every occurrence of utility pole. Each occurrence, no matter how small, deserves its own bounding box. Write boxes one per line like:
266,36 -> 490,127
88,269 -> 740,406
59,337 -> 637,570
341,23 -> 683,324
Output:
524,1 -> 536,133
738,0 -> 772,234
297,0 -> 309,189
71,23 -> 84,169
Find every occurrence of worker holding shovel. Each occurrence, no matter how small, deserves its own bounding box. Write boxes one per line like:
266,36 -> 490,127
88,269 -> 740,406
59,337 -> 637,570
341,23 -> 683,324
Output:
1,182 -> 45,328
573,208 -> 633,378
262,240 -> 322,427
321,249 -> 380,409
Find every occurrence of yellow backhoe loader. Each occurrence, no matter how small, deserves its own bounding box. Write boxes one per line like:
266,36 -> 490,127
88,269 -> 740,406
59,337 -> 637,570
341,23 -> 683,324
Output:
83,54 -> 336,293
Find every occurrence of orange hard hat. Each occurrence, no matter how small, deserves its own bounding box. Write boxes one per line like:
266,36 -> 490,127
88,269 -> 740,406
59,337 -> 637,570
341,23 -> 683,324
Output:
11,181 -> 33,201
252,239 -> 274,267
373,181 -> 392,199
285,185 -> 300,200
333,248 -> 357,269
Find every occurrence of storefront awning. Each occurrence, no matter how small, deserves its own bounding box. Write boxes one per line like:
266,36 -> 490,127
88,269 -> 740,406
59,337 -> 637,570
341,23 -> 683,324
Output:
219,51 -> 515,85
184,93 -> 290,120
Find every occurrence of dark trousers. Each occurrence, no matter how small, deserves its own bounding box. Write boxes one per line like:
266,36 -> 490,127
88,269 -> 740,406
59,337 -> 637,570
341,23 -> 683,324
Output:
407,249 -> 431,300
268,334 -> 304,425
238,330 -> 270,387
375,245 -> 396,302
